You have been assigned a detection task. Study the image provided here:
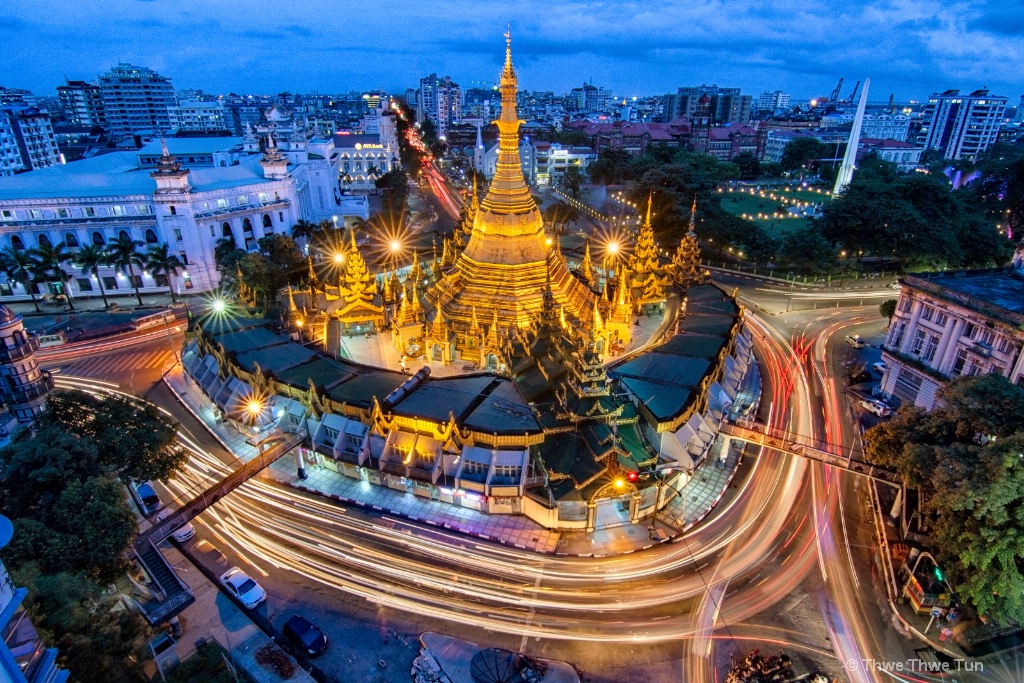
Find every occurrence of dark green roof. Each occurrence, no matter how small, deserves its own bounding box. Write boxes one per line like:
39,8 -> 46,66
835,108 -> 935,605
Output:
276,357 -> 354,389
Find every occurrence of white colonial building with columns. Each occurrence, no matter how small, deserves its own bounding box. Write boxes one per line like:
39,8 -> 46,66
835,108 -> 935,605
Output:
0,109 -> 375,300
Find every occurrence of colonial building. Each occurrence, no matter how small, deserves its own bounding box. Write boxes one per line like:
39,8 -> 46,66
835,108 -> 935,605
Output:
880,253 -> 1024,410
0,112 -> 371,298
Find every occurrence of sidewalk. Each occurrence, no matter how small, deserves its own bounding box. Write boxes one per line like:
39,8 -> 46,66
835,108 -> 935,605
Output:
164,367 -> 746,557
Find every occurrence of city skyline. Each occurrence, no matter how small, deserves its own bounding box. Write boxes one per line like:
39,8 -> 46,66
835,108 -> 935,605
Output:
2,0 -> 1022,101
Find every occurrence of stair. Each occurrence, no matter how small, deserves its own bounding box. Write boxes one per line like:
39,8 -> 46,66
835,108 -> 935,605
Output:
134,538 -> 194,625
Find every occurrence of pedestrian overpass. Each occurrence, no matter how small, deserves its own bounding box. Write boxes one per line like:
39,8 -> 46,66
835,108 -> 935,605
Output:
719,418 -> 902,486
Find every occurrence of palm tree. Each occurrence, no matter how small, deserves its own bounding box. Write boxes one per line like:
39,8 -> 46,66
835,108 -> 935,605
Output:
0,247 -> 41,313
75,244 -> 111,309
291,219 -> 320,246
104,235 -> 145,306
145,244 -> 185,303
29,242 -> 76,311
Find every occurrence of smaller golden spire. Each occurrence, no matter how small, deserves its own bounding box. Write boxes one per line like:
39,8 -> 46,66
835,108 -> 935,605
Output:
307,254 -> 318,285
580,240 -> 594,286
688,194 -> 698,236
470,305 -> 482,336
645,191 -> 653,227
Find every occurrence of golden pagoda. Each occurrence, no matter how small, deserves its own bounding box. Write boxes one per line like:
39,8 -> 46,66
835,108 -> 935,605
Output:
426,31 -> 594,337
628,194 -> 670,310
323,229 -> 385,335
668,196 -> 705,288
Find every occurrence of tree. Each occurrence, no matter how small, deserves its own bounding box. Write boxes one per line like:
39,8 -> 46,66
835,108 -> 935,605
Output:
561,166 -> 585,198
376,168 -> 410,215
878,299 -> 897,321
779,226 -> 839,273
75,244 -> 112,309
29,242 -> 76,311
16,567 -> 152,680
780,137 -> 831,172
104,235 -> 145,306
732,151 -> 760,180
0,246 -> 41,313
864,374 -> 1024,624
145,244 -> 185,303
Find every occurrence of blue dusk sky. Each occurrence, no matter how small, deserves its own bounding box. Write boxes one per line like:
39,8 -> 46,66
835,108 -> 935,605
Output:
1,0 -> 1021,102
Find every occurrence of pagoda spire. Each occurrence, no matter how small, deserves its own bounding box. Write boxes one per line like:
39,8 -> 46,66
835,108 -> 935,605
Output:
580,240 -> 595,286
486,308 -> 500,347
688,194 -> 697,236
470,306 -> 482,336
307,254 -> 318,286
339,228 -> 375,303
630,192 -> 661,278
479,28 -> 535,216
431,301 -> 448,338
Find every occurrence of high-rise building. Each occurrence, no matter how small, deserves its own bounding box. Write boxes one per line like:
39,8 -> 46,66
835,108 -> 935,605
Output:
167,101 -> 232,133
0,107 -> 61,176
56,80 -> 106,129
0,87 -> 36,107
416,73 -> 462,137
568,83 -> 612,114
755,90 -> 791,112
917,89 -> 1006,160
662,85 -> 752,125
98,63 -> 176,138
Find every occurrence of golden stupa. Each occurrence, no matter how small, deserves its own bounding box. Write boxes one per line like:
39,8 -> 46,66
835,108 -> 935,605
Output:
427,31 -> 595,335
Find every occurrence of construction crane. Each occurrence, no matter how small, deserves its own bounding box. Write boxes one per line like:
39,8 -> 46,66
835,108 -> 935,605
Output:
845,80 -> 861,104
828,78 -> 844,103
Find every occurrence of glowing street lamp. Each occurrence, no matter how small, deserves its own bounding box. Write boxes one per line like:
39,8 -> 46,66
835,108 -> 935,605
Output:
333,252 -> 345,265
212,298 -> 226,313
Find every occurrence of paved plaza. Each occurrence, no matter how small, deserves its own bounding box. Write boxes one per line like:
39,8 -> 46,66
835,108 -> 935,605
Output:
164,367 -> 745,556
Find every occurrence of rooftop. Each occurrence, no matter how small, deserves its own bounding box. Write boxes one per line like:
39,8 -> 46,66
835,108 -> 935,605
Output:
902,269 -> 1024,325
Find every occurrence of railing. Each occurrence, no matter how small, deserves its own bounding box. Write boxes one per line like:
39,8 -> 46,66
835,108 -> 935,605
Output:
721,418 -> 902,485
2,374 -> 54,403
144,430 -> 306,545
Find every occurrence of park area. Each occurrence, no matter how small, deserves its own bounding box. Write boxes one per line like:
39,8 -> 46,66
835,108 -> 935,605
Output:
718,185 -> 832,236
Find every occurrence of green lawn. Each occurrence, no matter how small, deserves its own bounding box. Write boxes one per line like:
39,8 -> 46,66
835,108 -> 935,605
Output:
718,186 -> 831,236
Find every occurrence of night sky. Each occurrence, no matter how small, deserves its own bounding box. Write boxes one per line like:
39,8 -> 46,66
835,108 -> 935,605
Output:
2,0 -> 1021,102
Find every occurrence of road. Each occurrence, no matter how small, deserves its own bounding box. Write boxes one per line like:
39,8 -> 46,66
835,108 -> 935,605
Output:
42,275 -> 972,683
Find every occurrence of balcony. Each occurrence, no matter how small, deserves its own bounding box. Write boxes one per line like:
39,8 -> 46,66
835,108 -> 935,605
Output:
0,336 -> 39,362
2,374 -> 54,404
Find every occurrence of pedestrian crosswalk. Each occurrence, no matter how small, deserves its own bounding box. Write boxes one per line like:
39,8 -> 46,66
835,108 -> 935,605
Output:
50,349 -> 177,379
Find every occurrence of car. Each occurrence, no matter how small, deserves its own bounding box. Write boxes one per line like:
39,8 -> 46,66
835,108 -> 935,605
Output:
845,334 -> 867,349
154,510 -> 196,542
282,615 -> 329,657
219,567 -> 267,609
133,481 -> 162,516
887,281 -> 901,289
872,361 -> 889,375
859,399 -> 892,418
193,540 -> 229,569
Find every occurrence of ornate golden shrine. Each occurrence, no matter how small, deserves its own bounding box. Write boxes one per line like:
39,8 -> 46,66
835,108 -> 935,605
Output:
425,33 -> 595,344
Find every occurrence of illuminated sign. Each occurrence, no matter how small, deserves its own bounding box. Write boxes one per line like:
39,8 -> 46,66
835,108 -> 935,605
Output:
354,143 -> 384,150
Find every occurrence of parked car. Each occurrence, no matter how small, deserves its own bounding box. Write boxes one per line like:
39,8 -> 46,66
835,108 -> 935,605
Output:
194,540 -> 229,569
845,334 -> 867,349
155,510 -> 196,542
859,398 -> 892,418
219,567 -> 267,609
133,481 -> 162,516
282,614 -> 329,657
872,361 -> 888,375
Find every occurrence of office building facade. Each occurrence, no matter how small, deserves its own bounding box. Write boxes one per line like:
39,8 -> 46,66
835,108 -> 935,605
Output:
416,74 -> 461,137
98,63 -> 176,138
917,89 -> 1006,160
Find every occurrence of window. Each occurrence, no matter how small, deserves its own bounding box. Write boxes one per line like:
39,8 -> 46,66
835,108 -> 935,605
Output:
64,233 -> 78,248
76,277 -> 92,292
57,208 -> 69,219
84,207 -> 95,217
998,338 -> 1016,354
130,275 -> 143,288
242,218 -> 253,233
934,311 -> 948,327
0,210 -> 12,221
30,209 -> 43,220
978,329 -> 995,346
278,212 -> 283,222
154,274 -> 169,287
910,330 -> 927,355
137,205 -> 152,215
91,231 -> 105,246
964,322 -> 977,340
37,234 -> 51,248
169,205 -> 177,216
144,229 -> 158,244
923,335 -> 939,362
953,348 -> 969,375
102,276 -> 117,290
262,214 -> 272,228
180,252 -> 189,266
888,322 -> 906,349
174,229 -> 183,242
921,305 -> 934,322
217,199 -> 228,209
118,230 -> 130,241
111,205 -> 125,216
258,192 -> 268,202
10,235 -> 24,250
237,195 -> 248,205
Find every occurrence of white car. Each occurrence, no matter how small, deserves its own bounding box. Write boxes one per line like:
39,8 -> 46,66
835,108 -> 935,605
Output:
155,510 -> 196,542
872,361 -> 888,375
845,334 -> 867,349
859,399 -> 892,418
220,567 -> 267,609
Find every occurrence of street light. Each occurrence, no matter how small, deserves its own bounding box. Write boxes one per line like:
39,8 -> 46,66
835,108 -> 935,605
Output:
212,298 -> 226,313
333,252 -> 345,264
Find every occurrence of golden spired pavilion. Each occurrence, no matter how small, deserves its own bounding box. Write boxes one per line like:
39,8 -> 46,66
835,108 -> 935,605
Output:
426,33 -> 595,338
